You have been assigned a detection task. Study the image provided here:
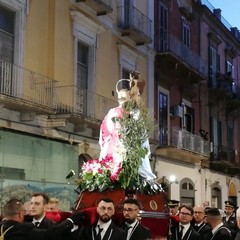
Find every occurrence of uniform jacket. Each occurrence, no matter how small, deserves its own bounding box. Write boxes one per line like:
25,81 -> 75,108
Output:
170,223 -> 201,240
193,222 -> 212,240
210,225 -> 233,240
124,222 -> 151,240
77,221 -> 125,240
25,215 -> 55,229
223,213 -> 238,239
0,219 -> 74,240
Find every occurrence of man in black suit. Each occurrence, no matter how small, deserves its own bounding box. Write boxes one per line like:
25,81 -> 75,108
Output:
29,192 -> 55,228
0,198 -> 87,240
206,207 -> 233,240
122,198 -> 150,240
77,197 -> 125,240
192,205 -> 212,240
170,205 -> 201,240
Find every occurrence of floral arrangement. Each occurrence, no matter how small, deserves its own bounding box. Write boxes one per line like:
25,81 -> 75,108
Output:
77,99 -> 156,193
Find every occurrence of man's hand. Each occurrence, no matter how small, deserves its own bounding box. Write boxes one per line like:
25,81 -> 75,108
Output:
68,211 -> 88,225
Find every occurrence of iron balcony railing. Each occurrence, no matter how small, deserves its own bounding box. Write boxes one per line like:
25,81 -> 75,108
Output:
210,145 -> 236,164
117,4 -> 152,44
209,72 -> 240,100
56,85 -> 117,121
172,127 -> 210,157
155,33 -> 207,76
0,60 -> 57,109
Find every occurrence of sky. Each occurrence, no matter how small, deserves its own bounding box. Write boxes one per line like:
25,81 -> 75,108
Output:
208,0 -> 240,29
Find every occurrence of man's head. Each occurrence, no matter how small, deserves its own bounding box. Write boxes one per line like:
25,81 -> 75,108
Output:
206,208 -> 222,228
24,201 -> 31,215
47,198 -> 60,212
224,201 -> 235,216
167,200 -> 180,216
123,198 -> 140,224
30,192 -> 49,220
3,198 -> 25,222
193,205 -> 206,224
179,205 -> 193,225
97,198 -> 115,224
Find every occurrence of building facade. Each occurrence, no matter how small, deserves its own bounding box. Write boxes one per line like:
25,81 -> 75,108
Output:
1,0 -> 240,212
154,0 -> 240,209
0,0 -> 154,210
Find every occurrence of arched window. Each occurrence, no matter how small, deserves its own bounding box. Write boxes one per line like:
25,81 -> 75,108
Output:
180,178 -> 195,206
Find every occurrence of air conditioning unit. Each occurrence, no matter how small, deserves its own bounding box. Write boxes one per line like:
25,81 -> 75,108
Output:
171,105 -> 183,118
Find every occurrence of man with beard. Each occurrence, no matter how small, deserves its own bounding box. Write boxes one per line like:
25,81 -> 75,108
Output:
77,197 -> 125,240
122,198 -> 150,240
28,192 -> 55,228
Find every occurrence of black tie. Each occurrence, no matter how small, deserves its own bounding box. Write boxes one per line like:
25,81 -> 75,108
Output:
34,222 -> 40,227
125,224 -> 133,240
96,225 -> 103,240
194,224 -> 200,231
178,225 -> 184,240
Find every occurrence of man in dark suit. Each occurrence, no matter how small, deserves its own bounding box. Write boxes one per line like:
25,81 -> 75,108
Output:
192,205 -> 212,240
77,197 -> 125,240
206,207 -> 233,240
122,198 -> 151,240
223,201 -> 238,239
29,192 -> 55,228
170,205 -> 201,240
0,198 -> 87,240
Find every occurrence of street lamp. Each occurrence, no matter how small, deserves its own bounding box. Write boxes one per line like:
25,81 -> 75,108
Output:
169,175 -> 178,184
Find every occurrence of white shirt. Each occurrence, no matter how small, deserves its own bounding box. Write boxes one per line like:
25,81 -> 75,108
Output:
212,222 -> 224,234
32,216 -> 45,226
96,219 -> 112,239
126,220 -> 139,240
180,223 -> 190,239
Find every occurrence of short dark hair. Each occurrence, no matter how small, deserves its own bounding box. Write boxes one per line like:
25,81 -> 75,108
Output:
123,198 -> 140,208
179,205 -> 193,215
3,198 -> 24,217
206,208 -> 221,217
97,198 -> 114,205
32,192 -> 49,204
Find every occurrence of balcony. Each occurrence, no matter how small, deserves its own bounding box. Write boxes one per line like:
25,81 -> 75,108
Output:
209,145 -> 240,175
75,0 -> 113,16
56,85 -> 117,133
208,73 -> 240,110
0,61 -> 57,114
155,127 -> 210,163
117,4 -> 152,45
155,33 -> 206,83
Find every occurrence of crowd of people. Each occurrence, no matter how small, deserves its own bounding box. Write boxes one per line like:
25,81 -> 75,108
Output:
166,199 -> 240,240
1,192 -> 240,240
0,193 -> 154,240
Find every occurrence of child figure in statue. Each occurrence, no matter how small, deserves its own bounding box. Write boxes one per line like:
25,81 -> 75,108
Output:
99,71 -> 156,181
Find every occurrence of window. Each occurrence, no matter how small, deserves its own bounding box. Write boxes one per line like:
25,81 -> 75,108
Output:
226,60 -> 235,79
209,46 -> 220,87
159,91 -> 168,145
158,2 -> 168,51
0,0 -> 26,64
227,120 -> 234,149
70,10 -> 100,116
70,9 -> 99,91
118,44 -> 139,77
182,22 -> 190,47
0,5 -> 15,62
77,42 -> 89,89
